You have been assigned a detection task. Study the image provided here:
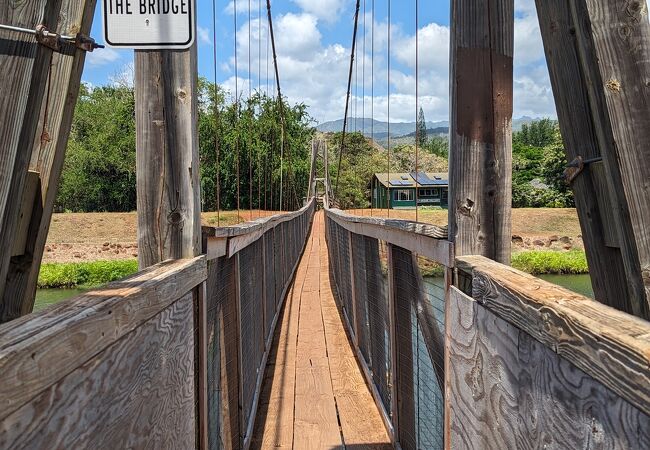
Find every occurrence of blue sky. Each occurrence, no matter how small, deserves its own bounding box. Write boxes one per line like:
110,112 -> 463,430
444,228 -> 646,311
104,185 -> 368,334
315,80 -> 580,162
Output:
85,0 -> 557,124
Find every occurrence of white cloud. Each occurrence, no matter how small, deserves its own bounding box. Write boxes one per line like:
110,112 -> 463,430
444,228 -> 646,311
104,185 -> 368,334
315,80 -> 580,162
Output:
198,26 -> 212,45
86,48 -> 121,67
291,0 -> 346,24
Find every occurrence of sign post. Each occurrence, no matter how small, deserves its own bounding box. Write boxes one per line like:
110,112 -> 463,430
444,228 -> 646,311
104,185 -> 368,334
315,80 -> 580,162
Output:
103,0 -> 195,49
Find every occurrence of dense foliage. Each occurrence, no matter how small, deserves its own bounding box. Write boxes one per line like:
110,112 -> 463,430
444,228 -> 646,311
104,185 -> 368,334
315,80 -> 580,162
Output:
38,259 -> 139,288
512,119 -> 574,208
56,79 -> 314,212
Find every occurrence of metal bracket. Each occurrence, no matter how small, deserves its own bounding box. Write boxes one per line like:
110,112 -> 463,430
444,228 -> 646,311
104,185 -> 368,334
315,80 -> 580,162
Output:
1,23 -> 104,52
564,155 -> 603,184
35,24 -> 60,51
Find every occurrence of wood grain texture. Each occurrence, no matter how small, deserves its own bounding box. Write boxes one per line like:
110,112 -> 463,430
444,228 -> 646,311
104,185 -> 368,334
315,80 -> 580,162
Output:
457,255 -> 650,417
252,212 -> 391,449
580,0 -> 650,318
1,0 -> 97,321
447,286 -> 650,449
326,208 -> 454,267
0,0 -> 63,321
0,256 -> 206,420
534,0 -> 647,317
0,295 -> 196,449
449,0 -> 514,264
135,46 -> 201,269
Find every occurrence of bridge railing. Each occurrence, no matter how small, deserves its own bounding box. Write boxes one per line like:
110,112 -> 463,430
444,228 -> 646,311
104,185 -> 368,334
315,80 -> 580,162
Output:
324,208 -> 650,450
451,256 -> 650,448
324,208 -> 453,449
0,256 -> 208,449
202,198 -> 316,450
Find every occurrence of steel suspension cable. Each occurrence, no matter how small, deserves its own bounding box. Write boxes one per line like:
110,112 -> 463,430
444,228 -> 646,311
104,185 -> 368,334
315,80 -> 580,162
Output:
266,0 -> 288,210
248,0 -> 253,220
371,0 -> 374,217
257,0 -> 262,217
415,0 -> 419,223
334,0 -> 362,201
387,0 -> 391,217
362,0 -> 366,215
235,0 -> 241,222
212,0 -> 221,226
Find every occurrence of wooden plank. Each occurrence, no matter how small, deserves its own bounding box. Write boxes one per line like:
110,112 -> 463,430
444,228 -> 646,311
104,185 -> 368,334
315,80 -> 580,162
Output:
197,282 -> 209,450
0,256 -> 206,420
11,170 -> 40,257
1,0 -> 98,322
447,286 -> 650,449
135,45 -> 201,269
0,0 -> 64,321
449,0 -> 514,264
534,0 -> 646,317
579,0 -> 650,318
457,255 -> 650,417
326,208 -> 454,267
0,295 -> 196,449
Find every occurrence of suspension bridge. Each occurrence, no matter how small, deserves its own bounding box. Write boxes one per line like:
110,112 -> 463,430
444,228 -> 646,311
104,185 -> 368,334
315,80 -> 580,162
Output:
1,0 -> 650,449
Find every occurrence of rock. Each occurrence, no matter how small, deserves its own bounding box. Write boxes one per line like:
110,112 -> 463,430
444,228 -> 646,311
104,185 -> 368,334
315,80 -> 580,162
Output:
533,239 -> 546,247
103,242 -> 110,247
549,235 -> 559,243
45,245 -> 52,252
559,236 -> 571,244
73,252 -> 82,258
113,249 -> 120,254
116,244 -> 122,249
132,253 -> 138,258
563,244 -> 573,250
512,235 -> 524,245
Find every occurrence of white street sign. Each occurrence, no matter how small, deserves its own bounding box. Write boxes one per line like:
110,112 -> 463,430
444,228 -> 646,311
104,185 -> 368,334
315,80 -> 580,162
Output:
103,0 -> 195,49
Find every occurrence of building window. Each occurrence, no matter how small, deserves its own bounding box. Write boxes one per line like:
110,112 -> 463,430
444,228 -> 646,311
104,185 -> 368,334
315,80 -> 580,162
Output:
393,189 -> 414,202
432,188 -> 440,199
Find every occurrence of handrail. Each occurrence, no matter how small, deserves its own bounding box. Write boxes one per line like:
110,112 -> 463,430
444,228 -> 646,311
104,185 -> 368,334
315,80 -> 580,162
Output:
203,198 -> 316,259
325,207 -> 454,267
457,255 -> 650,417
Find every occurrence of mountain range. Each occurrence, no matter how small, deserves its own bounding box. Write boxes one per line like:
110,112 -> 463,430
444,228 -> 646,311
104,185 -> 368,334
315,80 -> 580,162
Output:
316,116 -> 542,139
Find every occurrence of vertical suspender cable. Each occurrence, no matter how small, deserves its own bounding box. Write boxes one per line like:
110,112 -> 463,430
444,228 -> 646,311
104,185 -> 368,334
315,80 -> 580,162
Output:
266,0 -> 287,211
387,0 -> 391,217
371,0 -> 374,216
248,0 -> 253,220
362,0 -> 366,214
212,0 -> 221,226
235,0 -> 241,222
415,0 -> 419,223
258,0 -> 262,217
334,0 -> 362,201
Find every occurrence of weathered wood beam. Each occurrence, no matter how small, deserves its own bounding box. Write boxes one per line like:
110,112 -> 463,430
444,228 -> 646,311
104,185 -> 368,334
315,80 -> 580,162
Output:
0,0 -> 97,323
449,0 -> 514,264
135,46 -> 201,269
535,0 -> 650,319
456,255 -> 650,417
0,0 -> 64,322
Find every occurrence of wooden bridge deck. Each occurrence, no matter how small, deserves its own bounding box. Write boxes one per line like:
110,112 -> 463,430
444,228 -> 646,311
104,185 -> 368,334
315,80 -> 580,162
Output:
252,211 -> 392,449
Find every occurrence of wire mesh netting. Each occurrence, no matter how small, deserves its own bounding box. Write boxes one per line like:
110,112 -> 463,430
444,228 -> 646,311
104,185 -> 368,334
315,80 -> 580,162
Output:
325,212 -> 447,450
203,201 -> 314,449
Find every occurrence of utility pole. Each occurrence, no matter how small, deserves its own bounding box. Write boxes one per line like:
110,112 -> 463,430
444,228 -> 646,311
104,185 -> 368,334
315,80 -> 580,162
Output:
135,46 -> 201,268
449,0 -> 514,264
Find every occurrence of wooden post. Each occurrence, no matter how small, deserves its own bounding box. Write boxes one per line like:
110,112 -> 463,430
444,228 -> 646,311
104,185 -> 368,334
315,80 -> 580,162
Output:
448,0 -> 514,264
135,46 -> 201,268
0,0 -> 86,322
534,0 -> 650,319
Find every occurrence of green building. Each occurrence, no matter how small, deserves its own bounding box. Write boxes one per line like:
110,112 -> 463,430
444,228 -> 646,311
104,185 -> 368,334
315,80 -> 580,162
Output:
371,172 -> 449,209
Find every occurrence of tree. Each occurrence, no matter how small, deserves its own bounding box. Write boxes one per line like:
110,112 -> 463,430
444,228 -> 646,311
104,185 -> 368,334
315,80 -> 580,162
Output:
416,107 -> 428,148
